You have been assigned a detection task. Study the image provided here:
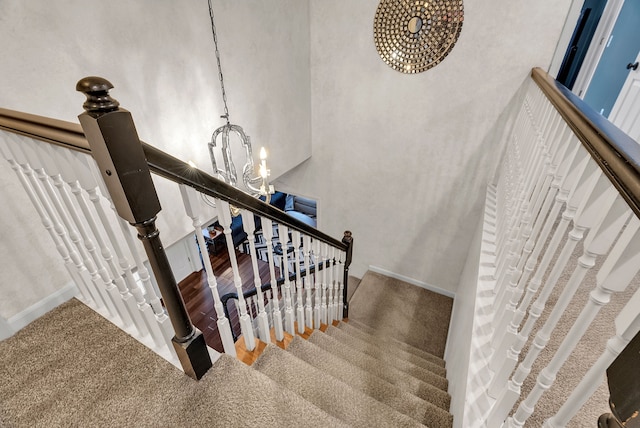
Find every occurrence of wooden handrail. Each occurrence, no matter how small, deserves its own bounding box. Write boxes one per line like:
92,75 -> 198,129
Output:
531,67 -> 640,218
0,107 -> 347,250
0,108 -> 90,153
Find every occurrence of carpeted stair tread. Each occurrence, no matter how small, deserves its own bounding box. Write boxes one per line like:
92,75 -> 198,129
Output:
185,354 -> 352,427
252,344 -> 426,428
342,319 -> 446,367
325,325 -> 447,377
308,331 -> 450,399
348,271 -> 453,358
0,299 -> 348,428
286,335 -> 453,424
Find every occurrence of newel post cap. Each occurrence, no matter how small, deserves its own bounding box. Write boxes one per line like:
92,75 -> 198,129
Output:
76,76 -> 120,114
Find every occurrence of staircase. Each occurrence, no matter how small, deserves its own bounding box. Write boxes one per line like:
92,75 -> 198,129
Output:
6,67 -> 640,426
248,319 -> 452,427
229,269 -> 454,427
0,90 -> 454,427
0,272 -> 454,427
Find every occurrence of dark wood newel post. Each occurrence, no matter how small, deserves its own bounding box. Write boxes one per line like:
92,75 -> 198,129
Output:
76,77 -> 212,380
342,230 -> 353,319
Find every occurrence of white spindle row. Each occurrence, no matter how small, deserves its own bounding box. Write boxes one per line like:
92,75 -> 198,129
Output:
0,130 -> 178,366
174,180 -> 347,354
484,77 -> 640,427
236,218 -> 346,335
1,125 -> 347,370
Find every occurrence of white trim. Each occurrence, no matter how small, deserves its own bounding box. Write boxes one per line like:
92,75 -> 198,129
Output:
367,265 -> 456,298
0,316 -> 12,341
548,0 -> 587,77
573,0 -> 626,98
1,282 -> 78,340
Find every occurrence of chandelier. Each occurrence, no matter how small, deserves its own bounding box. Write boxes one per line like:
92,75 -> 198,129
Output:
206,0 -> 274,202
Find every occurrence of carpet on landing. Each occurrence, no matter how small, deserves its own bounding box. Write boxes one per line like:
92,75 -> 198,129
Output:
348,270 -> 453,358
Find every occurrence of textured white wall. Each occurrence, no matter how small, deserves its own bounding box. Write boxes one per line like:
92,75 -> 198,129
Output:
275,0 -> 572,291
0,0 -> 311,317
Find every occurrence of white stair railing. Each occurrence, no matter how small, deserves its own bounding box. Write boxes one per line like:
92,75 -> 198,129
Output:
0,129 -> 179,367
463,68 -> 640,427
220,221 -> 346,341
508,213 -> 639,427
544,281 -> 640,427
0,134 -> 92,304
1,81 -> 351,378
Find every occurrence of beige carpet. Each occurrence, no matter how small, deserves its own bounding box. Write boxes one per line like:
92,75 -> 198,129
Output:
0,299 -> 346,428
1,270 -> 456,427
348,270 -> 453,358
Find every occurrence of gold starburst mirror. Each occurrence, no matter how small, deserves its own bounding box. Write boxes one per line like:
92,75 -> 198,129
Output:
374,0 -> 464,74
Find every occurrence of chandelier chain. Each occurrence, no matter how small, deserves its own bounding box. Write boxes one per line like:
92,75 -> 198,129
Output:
207,0 -> 230,124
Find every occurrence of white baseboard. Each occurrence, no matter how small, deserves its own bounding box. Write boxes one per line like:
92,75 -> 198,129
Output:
368,266 -> 456,298
0,282 -> 78,340
0,317 -> 12,341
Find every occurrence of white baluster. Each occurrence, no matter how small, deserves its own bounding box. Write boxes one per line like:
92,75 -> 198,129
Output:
493,127 -> 520,251
39,142 -> 147,335
292,230 -> 305,333
240,209 -> 271,343
488,180 -> 626,425
493,116 -> 564,312
263,218 -> 284,341
277,223 -> 295,335
509,211 -> 638,428
337,250 -> 345,320
489,144 -> 590,373
78,174 -> 145,330
74,151 -> 174,354
487,162 -> 613,419
495,92 -> 553,278
494,101 -> 538,275
180,184 -> 236,355
490,127 -> 576,346
31,140 -> 119,310
0,135 -> 92,304
491,123 -> 572,333
302,235 -> 314,329
217,199 -> 255,351
8,136 -> 117,319
79,160 -> 153,336
320,242 -> 328,325
544,283 -> 640,427
328,246 -> 336,322
313,239 -> 322,328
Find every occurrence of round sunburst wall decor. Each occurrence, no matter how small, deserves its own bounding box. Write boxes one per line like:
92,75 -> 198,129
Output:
374,0 -> 464,74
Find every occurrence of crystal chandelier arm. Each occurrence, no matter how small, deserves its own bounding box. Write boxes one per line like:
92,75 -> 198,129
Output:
220,126 -> 237,186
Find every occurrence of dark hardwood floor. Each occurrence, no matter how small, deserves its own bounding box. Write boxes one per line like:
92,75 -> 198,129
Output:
178,247 -> 278,353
